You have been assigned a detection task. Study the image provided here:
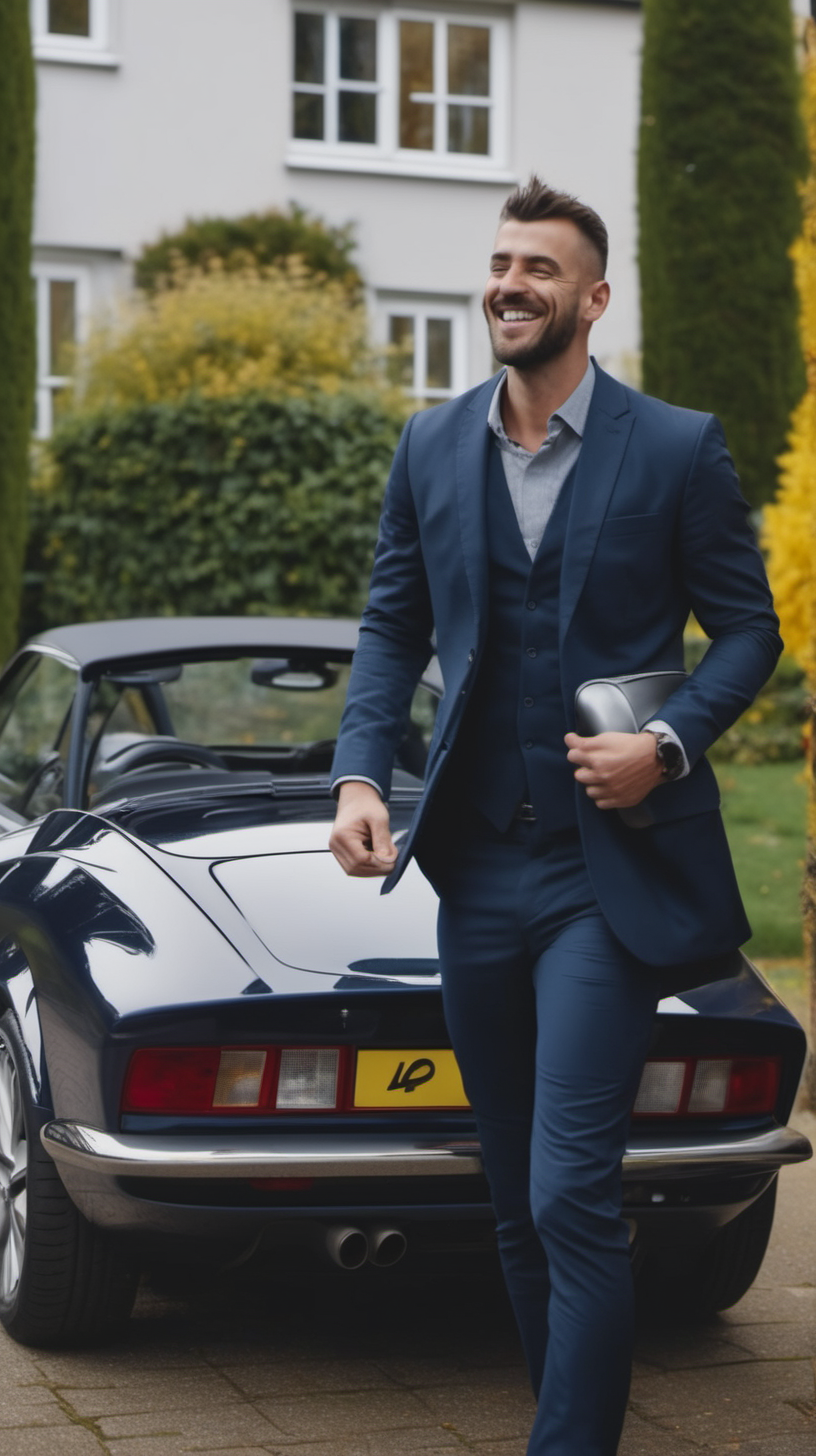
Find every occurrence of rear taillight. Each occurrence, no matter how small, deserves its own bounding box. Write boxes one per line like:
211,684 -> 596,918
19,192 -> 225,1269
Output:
122,1046 -> 346,1115
632,1056 -> 781,1118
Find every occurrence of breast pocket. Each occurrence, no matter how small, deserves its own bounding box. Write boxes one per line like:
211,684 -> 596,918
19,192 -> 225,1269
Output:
601,512 -> 665,538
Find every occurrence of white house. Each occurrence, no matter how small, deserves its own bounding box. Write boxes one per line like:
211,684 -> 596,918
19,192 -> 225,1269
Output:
30,0 -> 811,435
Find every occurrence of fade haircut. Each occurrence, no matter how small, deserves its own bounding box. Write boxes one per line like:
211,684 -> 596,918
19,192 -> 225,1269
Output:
500,176 -> 608,278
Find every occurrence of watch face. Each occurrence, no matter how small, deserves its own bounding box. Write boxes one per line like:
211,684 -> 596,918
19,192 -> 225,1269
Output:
657,738 -> 683,778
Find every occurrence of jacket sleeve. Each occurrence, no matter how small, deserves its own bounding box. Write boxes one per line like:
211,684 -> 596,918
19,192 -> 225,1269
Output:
655,415 -> 783,767
330,414 -> 436,799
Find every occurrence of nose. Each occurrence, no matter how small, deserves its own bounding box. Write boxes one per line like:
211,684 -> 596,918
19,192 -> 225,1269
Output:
495,260 -> 527,296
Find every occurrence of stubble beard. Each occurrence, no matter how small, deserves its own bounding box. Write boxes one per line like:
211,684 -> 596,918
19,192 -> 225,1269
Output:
484,297 -> 581,371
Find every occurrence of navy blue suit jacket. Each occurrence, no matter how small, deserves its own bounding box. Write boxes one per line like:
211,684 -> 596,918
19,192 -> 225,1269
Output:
332,363 -> 782,967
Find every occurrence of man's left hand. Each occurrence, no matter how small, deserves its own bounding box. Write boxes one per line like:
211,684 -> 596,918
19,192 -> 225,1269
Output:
565,731 -> 664,810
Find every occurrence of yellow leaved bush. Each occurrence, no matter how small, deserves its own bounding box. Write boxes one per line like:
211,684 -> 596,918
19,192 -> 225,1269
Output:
70,257 -> 384,412
764,21 -> 816,680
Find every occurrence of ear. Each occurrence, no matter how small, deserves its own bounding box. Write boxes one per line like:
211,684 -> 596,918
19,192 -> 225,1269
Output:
584,279 -> 610,323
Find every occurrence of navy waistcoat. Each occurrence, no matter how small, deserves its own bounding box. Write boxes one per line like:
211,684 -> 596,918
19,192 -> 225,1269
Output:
456,437 -> 578,833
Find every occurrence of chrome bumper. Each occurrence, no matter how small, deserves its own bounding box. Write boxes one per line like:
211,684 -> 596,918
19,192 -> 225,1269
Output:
41,1120 -> 811,1182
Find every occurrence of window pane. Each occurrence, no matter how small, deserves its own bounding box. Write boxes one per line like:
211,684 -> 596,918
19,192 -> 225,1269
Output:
339,18 -> 376,82
48,0 -> 90,37
448,104 -> 489,156
426,319 -> 452,390
448,26 -> 490,97
388,315 -> 415,387
400,21 -> 434,150
294,12 -> 324,85
293,91 -> 324,140
49,279 -> 76,377
338,91 -> 376,144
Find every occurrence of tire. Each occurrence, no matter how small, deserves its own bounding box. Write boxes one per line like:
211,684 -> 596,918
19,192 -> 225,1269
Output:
636,1179 -> 777,1318
0,1011 -> 138,1347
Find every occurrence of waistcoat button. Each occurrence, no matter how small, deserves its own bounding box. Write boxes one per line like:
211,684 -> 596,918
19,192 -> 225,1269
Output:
526,647 -> 537,657
527,600 -> 537,610
524,696 -> 534,707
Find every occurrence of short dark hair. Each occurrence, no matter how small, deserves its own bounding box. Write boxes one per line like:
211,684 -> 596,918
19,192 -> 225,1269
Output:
500,176 -> 608,278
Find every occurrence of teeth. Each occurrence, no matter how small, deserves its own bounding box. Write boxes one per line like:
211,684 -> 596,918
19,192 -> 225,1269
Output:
500,310 -> 536,321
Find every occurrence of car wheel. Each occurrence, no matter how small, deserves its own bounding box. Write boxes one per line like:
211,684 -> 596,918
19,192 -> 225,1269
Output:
0,1011 -> 138,1347
636,1179 -> 777,1318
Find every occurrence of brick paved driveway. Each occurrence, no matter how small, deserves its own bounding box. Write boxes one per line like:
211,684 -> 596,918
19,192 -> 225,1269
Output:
0,1113 -> 813,1456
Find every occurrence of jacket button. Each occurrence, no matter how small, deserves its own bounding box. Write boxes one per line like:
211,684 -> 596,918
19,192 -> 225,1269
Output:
527,600 -> 537,610
525,740 -> 534,749
524,696 -> 534,707
526,647 -> 537,658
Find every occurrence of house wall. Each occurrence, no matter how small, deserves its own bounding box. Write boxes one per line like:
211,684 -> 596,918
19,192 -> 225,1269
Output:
31,0 -> 811,411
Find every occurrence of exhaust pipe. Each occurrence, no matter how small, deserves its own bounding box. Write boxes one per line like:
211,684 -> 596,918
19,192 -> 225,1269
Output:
368,1226 -> 408,1269
324,1225 -> 369,1270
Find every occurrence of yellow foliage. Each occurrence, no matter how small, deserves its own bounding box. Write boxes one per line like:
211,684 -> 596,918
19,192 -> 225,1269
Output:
765,20 -> 816,681
70,257 -> 383,412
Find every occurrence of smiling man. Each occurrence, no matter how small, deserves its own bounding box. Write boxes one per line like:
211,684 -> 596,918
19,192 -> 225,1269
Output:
329,177 -> 781,1456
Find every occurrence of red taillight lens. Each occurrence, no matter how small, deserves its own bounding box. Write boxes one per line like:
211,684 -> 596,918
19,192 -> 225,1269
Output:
632,1056 -> 781,1118
122,1046 -> 344,1115
123,1047 -> 224,1113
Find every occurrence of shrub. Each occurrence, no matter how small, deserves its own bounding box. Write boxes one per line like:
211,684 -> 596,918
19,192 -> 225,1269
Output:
0,0 -> 35,661
638,0 -> 805,508
22,392 -> 404,638
70,259 -> 380,414
134,205 -> 361,296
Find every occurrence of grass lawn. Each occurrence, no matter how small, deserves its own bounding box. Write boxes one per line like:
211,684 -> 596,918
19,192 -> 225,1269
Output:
716,759 -> 807,961
714,760 -> 809,1031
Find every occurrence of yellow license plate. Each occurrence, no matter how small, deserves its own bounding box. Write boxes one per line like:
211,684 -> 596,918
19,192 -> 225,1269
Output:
354,1050 -> 470,1109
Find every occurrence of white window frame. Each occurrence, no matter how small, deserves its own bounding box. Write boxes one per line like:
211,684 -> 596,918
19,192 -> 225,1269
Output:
378,294 -> 468,403
288,4 -> 511,181
31,0 -> 117,68
32,264 -> 90,438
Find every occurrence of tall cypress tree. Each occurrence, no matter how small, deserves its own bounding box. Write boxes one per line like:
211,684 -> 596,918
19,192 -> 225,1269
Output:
0,0 -> 35,660
639,0 -> 805,509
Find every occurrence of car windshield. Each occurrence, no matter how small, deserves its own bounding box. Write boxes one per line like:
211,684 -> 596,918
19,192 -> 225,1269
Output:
84,653 -> 439,805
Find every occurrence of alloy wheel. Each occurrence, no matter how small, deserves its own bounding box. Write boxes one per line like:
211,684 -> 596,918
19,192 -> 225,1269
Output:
0,1041 -> 27,1303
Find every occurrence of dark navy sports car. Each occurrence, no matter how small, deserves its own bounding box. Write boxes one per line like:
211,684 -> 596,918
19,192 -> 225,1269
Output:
0,618 -> 809,1346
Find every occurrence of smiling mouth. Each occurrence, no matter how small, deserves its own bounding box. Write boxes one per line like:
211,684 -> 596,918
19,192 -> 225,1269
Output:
496,308 -> 539,322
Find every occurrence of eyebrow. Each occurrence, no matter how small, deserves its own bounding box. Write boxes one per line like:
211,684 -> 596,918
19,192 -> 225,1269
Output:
490,252 -> 563,272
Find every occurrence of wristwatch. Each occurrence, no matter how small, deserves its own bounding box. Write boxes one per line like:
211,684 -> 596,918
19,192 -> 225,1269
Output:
644,730 -> 684,781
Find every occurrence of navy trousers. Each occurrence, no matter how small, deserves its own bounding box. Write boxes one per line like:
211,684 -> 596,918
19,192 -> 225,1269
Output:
433,818 -> 659,1456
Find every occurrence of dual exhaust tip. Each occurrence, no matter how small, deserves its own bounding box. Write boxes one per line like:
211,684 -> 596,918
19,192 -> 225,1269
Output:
325,1225 -> 407,1271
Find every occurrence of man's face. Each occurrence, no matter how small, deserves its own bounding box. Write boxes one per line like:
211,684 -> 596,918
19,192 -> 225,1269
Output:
482,217 -> 604,370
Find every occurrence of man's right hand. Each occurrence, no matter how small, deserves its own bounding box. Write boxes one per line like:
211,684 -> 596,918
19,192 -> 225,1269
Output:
329,781 -> 399,877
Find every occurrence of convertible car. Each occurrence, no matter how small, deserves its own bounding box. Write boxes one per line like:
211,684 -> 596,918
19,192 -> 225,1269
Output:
0,617 -> 810,1347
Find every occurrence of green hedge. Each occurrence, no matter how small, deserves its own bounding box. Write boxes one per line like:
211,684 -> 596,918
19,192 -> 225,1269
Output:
0,0 -> 35,660
638,0 -> 805,509
23,391 -> 404,638
135,205 -> 362,296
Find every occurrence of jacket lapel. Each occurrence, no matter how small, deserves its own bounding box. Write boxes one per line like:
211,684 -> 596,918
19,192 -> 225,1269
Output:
559,362 -> 634,651
455,377 -> 497,636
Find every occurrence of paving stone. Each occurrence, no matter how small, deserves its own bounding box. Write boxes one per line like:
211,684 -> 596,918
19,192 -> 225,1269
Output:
222,1357 -> 397,1399
413,1385 -> 534,1443
628,1357 -> 816,1442
53,1368 -> 241,1419
98,1400 -> 281,1443
254,1388 -> 441,1441
0,1425 -> 106,1455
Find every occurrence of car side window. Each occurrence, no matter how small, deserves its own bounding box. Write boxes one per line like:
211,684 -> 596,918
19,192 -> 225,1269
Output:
0,654 -> 77,818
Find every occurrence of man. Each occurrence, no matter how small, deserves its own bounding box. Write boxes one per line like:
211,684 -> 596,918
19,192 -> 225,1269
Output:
329,178 -> 781,1456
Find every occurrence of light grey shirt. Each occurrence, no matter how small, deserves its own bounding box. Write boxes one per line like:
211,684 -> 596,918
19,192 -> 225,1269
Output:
487,359 -> 595,560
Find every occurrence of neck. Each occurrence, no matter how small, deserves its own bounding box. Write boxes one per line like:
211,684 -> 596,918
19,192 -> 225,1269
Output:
501,348 -> 590,453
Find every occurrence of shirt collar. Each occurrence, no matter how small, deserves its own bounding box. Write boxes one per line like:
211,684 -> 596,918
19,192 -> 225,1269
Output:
487,358 -> 596,451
